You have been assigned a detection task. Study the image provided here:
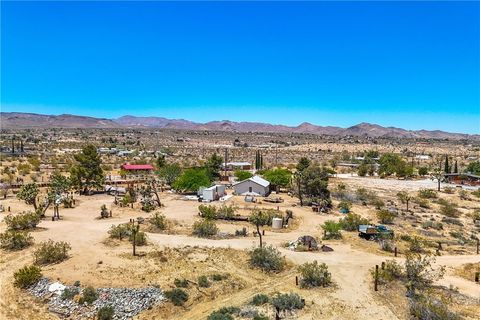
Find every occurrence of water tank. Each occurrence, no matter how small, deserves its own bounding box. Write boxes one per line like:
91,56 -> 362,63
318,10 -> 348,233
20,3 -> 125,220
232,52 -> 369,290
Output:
272,217 -> 283,229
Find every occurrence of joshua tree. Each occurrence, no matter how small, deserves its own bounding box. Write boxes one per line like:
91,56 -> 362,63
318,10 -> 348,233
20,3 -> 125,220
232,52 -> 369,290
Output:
249,209 -> 270,248
397,191 -> 413,211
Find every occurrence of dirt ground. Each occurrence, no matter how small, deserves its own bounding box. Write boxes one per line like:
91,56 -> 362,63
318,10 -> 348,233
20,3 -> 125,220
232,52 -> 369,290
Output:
1,175 -> 479,320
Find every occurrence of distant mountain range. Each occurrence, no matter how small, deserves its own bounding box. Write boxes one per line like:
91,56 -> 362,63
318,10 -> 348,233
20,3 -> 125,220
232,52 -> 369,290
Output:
1,112 -> 477,140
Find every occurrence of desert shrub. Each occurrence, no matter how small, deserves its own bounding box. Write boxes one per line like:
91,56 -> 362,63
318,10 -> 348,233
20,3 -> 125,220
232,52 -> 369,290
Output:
271,293 -> 305,312
379,239 -> 394,252
79,286 -> 98,304
207,306 -> 240,320
198,275 -> 211,288
407,236 -> 424,253
141,197 -> 156,213
164,288 -> 188,306
417,189 -> 437,199
4,211 -> 41,230
298,261 -> 331,288
100,204 -> 110,219
108,224 -> 130,240
472,189 -> 480,198
421,221 -> 443,230
211,273 -> 228,281
439,201 -> 459,218
372,260 -> 403,284
249,245 -> 285,273
355,188 -> 382,207
149,212 -> 167,230
458,190 -> 470,200
198,204 -> 217,219
33,240 -> 71,265
217,204 -> 236,219
413,197 -> 430,209
235,228 -> 248,237
339,213 -> 370,231
0,230 -> 34,250
129,230 -> 147,246
376,209 -> 396,224
409,294 -> 459,320
443,187 -> 455,194
321,220 -> 342,239
337,200 -> 351,213
441,217 -> 463,226
13,265 -> 42,288
251,293 -> 270,306
192,219 -> 218,238
174,278 -> 189,288
97,305 -> 115,320
61,287 -> 80,300
404,254 -> 444,296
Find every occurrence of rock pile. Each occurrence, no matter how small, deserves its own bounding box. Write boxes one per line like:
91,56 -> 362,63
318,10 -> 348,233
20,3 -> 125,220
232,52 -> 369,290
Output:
27,278 -> 164,319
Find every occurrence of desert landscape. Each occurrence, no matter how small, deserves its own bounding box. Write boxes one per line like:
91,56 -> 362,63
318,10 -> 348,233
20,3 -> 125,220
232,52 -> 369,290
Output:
0,122 -> 479,320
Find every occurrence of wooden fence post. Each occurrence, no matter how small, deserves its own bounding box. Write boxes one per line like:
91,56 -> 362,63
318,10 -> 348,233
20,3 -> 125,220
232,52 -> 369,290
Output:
394,247 -> 397,257
295,276 -> 298,286
374,265 -> 379,291
475,272 -> 479,283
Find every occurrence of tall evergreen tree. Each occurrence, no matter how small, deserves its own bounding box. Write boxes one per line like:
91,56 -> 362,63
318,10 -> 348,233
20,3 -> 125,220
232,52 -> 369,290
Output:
70,145 -> 105,195
444,155 -> 449,174
453,160 -> 458,174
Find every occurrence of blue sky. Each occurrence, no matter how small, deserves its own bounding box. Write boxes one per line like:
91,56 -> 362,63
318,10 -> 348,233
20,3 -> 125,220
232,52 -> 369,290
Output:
1,1 -> 479,133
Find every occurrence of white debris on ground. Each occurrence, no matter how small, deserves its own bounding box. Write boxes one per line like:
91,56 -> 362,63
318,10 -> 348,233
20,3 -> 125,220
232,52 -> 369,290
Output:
27,278 -> 164,320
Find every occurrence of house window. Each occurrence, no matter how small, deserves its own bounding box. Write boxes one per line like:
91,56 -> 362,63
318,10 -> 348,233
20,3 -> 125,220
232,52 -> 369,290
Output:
249,186 -> 252,192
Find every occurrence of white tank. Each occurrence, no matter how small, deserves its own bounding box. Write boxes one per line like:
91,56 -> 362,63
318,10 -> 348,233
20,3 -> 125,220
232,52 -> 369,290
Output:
272,217 -> 283,229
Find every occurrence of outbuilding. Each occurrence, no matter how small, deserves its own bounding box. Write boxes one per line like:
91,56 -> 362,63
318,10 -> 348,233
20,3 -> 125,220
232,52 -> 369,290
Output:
199,185 -> 226,202
233,175 -> 270,196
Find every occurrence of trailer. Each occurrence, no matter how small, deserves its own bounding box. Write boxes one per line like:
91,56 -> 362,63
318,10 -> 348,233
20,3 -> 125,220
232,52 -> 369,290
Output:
358,224 -> 394,240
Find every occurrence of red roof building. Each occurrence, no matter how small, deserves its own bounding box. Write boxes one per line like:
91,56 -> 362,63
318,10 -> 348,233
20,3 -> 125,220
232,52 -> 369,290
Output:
121,164 -> 154,171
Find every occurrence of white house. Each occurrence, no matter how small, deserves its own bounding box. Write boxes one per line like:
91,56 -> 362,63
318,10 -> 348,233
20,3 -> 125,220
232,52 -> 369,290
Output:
233,175 -> 270,196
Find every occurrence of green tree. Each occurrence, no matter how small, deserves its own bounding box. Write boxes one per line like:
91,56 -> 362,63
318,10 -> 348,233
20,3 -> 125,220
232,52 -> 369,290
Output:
378,153 -> 408,177
157,163 -> 181,186
321,220 -> 342,239
466,161 -> 480,175
262,168 -> 291,187
69,145 -> 104,195
234,170 -> 253,181
173,168 -> 210,192
296,157 -> 311,172
299,165 -> 332,209
156,154 -> 166,169
17,183 -> 39,210
444,155 -> 449,174
418,167 -> 428,176
205,153 -> 223,181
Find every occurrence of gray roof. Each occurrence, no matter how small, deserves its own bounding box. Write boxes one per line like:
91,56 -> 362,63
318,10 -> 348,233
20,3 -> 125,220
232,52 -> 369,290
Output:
234,175 -> 270,187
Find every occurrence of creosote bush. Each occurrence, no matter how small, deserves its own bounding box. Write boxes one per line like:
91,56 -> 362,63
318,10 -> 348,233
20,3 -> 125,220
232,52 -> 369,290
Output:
33,240 -> 71,265
298,261 -> 331,288
129,230 -> 147,246
149,212 -> 167,230
192,219 -> 218,238
249,245 -> 285,273
174,278 -> 189,288
4,211 -> 41,230
339,213 -> 370,231
417,189 -> 437,199
97,305 -> 115,320
13,265 -> 42,288
207,306 -> 240,320
271,293 -> 305,312
108,224 -> 130,240
376,209 -> 396,224
0,230 -> 34,250
165,288 -> 189,306
61,287 -> 80,300
79,286 -> 98,305
409,294 -> 459,320
251,293 -> 270,306
198,275 -> 211,288
371,260 -> 403,284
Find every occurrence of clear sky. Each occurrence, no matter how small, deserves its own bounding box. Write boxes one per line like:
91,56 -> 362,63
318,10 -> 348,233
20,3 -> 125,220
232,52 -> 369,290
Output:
1,1 -> 479,133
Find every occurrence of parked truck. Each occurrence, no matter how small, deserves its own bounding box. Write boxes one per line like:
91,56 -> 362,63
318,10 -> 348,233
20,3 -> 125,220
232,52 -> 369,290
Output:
358,224 -> 394,240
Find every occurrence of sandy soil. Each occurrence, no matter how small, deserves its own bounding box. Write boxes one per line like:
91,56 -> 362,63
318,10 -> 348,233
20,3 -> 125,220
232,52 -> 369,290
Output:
1,177 -> 479,319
